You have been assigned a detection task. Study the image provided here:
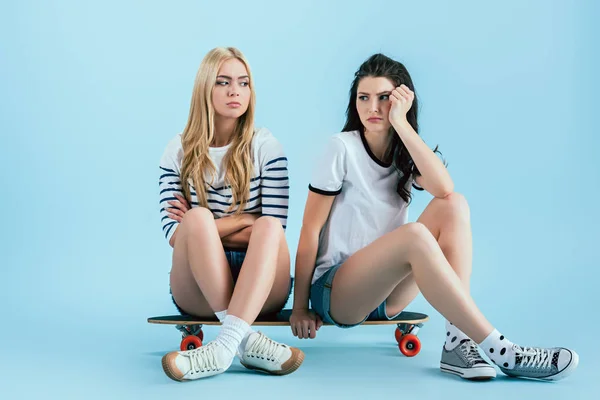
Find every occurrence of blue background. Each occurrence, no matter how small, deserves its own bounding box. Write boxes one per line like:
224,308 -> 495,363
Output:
1,0 -> 598,398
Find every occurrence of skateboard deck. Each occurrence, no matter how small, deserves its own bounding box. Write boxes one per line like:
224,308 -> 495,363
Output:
148,309 -> 428,326
149,309 -> 429,356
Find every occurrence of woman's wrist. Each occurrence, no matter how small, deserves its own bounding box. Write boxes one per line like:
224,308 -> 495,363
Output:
391,118 -> 412,135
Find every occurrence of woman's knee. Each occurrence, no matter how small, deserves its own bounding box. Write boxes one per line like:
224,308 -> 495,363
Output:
440,192 -> 470,220
182,207 -> 212,225
253,216 -> 283,235
179,207 -> 214,236
399,222 -> 434,240
397,222 -> 439,257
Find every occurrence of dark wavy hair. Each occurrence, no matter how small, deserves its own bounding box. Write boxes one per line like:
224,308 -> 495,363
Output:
342,53 -> 444,203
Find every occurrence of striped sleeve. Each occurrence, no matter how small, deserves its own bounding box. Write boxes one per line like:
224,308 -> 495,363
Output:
259,137 -> 289,230
158,141 -> 183,244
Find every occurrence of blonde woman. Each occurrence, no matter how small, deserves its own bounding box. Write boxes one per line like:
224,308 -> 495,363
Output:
158,47 -> 303,381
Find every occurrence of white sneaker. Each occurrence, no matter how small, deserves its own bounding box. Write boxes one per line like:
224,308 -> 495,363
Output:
162,341 -> 233,381
239,331 -> 304,375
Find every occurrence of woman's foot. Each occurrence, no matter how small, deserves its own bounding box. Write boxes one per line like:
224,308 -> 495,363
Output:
239,331 -> 305,375
162,341 -> 234,381
479,329 -> 579,381
440,339 -> 497,380
497,345 -> 579,381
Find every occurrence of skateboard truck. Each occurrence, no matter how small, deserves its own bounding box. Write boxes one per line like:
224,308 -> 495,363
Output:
175,324 -> 205,351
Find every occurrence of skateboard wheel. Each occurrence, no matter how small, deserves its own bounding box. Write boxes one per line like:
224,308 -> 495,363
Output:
398,334 -> 421,357
198,330 -> 204,342
395,328 -> 403,343
180,335 -> 202,351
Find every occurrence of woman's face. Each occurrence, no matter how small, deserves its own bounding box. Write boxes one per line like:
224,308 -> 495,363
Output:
356,76 -> 396,133
212,58 -> 251,119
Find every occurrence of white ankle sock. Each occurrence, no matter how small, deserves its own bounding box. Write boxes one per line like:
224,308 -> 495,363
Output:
215,310 -> 228,323
444,320 -> 470,350
214,309 -> 255,354
214,315 -> 250,359
479,329 -> 516,369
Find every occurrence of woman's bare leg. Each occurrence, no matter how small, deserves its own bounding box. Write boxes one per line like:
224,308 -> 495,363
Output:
169,208 -> 232,317
329,222 -> 493,343
228,216 -> 291,323
170,211 -> 290,320
385,192 -> 473,316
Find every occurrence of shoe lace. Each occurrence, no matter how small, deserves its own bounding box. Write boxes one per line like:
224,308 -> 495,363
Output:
187,343 -> 220,373
462,340 -> 484,364
247,333 -> 282,361
513,345 -> 553,369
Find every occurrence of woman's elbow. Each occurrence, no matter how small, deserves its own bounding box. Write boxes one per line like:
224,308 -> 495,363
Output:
434,182 -> 455,199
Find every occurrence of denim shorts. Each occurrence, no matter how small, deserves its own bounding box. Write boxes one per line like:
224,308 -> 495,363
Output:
171,249 -> 293,316
310,263 -> 403,328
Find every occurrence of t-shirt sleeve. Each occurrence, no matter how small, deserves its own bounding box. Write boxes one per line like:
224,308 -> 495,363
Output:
158,139 -> 183,244
308,136 -> 347,196
259,136 -> 289,230
411,170 -> 424,191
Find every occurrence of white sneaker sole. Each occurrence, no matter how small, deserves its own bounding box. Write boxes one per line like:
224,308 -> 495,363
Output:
440,362 -> 497,380
240,347 -> 305,376
161,351 -> 227,382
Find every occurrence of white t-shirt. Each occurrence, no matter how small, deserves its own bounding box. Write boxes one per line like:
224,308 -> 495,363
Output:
309,130 -> 417,284
159,127 -> 289,244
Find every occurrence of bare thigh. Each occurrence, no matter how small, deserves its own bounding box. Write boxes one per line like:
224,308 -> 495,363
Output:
330,223 -> 433,325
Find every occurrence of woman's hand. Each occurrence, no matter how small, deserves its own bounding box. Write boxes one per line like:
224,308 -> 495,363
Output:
388,84 -> 415,127
221,226 -> 252,250
166,193 -> 190,222
290,308 -> 323,339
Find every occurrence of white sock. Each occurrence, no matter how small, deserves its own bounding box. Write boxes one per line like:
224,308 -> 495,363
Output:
214,315 -> 250,359
444,320 -> 470,350
479,329 -> 517,369
214,309 -> 255,354
215,310 -> 228,323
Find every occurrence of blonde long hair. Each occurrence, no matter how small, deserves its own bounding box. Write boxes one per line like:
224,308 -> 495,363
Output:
180,47 -> 255,214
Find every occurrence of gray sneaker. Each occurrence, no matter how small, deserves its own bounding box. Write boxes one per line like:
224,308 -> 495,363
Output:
440,339 -> 497,380
499,345 -> 579,381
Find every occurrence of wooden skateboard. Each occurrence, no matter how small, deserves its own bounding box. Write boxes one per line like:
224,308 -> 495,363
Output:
148,309 -> 429,357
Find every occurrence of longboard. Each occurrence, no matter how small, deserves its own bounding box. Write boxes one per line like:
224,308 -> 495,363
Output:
149,309 -> 429,357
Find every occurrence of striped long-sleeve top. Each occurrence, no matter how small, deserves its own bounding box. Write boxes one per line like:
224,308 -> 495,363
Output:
159,127 -> 289,244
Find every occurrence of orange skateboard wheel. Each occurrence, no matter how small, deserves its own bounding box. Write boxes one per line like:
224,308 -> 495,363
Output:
180,335 -> 202,351
398,334 -> 421,357
395,327 -> 403,343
